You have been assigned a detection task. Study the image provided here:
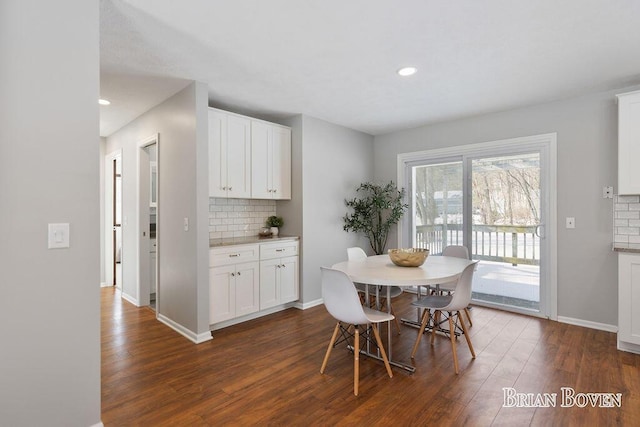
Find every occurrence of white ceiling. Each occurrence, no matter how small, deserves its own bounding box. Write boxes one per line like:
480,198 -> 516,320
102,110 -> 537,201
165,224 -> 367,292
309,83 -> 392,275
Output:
100,0 -> 640,137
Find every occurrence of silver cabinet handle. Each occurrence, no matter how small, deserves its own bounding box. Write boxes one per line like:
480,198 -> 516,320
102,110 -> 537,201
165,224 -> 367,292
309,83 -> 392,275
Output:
276,249 -> 285,252
229,253 -> 240,257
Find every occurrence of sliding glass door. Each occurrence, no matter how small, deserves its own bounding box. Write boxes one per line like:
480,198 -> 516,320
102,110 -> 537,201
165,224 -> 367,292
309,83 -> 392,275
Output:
470,153 -> 541,311
403,135 -> 555,318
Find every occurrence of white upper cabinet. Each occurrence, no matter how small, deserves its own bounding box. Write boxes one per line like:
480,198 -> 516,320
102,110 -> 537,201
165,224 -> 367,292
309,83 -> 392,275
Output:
251,120 -> 291,200
208,109 -> 251,198
617,90 -> 640,195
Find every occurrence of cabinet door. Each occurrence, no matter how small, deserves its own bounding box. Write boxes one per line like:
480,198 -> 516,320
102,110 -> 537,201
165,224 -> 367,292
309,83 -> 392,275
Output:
619,253 -> 640,345
226,114 -> 252,198
271,126 -> 291,200
234,261 -> 260,317
618,91 -> 640,195
279,256 -> 299,304
208,110 -> 228,198
210,265 -> 235,324
259,258 -> 279,310
251,120 -> 272,199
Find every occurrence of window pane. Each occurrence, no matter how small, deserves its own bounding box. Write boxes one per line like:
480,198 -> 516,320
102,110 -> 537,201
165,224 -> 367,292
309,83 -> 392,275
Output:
412,161 -> 463,254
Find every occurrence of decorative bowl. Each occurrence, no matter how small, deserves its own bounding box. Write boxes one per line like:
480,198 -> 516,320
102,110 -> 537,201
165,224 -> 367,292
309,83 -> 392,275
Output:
388,248 -> 429,267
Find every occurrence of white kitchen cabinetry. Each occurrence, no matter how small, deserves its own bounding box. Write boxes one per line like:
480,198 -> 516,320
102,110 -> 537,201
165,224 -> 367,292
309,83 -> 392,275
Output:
208,109 -> 251,198
251,120 -> 291,200
209,239 -> 299,328
618,252 -> 640,352
259,241 -> 299,310
617,90 -> 640,195
209,244 -> 260,324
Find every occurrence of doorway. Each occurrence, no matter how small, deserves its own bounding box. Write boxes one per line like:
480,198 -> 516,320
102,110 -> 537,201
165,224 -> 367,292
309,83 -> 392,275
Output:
137,135 -> 158,309
400,134 -> 557,319
105,150 -> 122,290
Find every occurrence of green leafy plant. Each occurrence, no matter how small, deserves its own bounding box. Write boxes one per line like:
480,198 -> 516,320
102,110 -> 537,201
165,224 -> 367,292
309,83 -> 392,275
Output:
343,181 -> 409,255
266,215 -> 284,228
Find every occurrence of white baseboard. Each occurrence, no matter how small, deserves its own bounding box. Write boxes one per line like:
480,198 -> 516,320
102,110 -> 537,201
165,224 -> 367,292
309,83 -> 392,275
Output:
618,340 -> 640,354
90,422 -> 104,427
120,292 -> 139,307
295,298 -> 323,310
100,282 -> 110,287
157,313 -> 212,344
557,316 -> 618,333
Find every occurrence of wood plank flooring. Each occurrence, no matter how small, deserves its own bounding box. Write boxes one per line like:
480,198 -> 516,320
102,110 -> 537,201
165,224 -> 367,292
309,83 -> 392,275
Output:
101,287 -> 640,426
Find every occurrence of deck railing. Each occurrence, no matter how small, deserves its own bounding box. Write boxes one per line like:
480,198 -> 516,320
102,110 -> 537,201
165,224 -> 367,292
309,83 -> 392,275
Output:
415,224 -> 540,266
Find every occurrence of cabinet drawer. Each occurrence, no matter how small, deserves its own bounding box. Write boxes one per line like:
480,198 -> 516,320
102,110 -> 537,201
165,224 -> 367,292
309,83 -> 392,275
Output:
210,244 -> 259,267
260,241 -> 298,260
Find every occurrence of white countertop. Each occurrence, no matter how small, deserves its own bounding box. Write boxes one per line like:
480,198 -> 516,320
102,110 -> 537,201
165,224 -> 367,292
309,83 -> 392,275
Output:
613,243 -> 640,253
209,235 -> 298,248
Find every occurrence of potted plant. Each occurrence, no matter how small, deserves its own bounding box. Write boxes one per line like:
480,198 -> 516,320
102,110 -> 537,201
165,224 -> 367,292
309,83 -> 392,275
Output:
266,215 -> 284,236
343,181 -> 408,255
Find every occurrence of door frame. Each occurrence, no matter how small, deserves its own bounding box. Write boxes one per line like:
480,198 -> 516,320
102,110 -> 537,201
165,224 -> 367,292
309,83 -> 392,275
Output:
397,133 -> 557,320
104,149 -> 122,289
136,134 -> 159,308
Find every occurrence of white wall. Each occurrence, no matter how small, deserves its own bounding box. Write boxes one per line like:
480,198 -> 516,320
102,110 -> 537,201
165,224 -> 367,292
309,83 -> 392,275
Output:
0,0 -> 101,425
374,86 -> 640,327
105,81 -> 211,340
281,115 -> 373,303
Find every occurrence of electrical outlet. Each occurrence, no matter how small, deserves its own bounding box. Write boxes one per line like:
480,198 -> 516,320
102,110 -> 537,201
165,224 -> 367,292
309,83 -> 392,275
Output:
603,186 -> 614,199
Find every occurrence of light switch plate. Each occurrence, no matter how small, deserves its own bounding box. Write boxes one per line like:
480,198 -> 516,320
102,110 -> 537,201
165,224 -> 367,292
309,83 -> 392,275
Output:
48,223 -> 70,249
566,217 -> 575,229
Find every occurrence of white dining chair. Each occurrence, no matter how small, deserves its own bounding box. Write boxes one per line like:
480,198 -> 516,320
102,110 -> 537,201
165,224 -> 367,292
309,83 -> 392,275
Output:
319,267 -> 394,396
347,247 -> 402,333
437,245 -> 473,327
410,261 -> 477,374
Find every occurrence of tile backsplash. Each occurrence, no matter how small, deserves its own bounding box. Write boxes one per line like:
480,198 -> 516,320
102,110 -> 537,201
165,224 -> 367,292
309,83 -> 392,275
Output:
614,195 -> 640,248
209,198 -> 276,239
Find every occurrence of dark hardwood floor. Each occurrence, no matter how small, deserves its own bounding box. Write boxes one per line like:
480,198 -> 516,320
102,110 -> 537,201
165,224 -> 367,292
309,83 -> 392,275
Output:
101,287 -> 640,426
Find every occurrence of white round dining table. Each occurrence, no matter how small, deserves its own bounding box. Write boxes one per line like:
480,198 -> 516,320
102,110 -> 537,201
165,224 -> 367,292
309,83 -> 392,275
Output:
331,254 -> 475,287
330,254 -> 475,373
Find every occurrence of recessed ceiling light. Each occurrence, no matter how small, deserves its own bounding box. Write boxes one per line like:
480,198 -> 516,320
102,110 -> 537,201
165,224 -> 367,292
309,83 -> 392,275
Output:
99,98 -> 111,106
397,67 -> 417,77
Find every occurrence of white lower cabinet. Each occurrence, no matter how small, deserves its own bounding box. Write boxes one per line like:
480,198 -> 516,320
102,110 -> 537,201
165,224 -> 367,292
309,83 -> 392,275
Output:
209,239 -> 299,327
209,262 -> 259,324
618,252 -> 640,351
260,256 -> 299,310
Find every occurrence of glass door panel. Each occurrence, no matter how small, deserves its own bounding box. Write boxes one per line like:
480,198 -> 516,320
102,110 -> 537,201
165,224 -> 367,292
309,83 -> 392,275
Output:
411,161 -> 463,254
470,153 -> 541,312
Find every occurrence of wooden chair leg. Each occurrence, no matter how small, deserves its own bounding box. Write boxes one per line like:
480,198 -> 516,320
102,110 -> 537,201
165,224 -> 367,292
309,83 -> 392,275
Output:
449,313 -> 459,374
411,308 -> 431,358
354,326 -> 360,396
464,307 -> 473,327
320,322 -> 341,374
431,310 -> 440,345
459,313 -> 476,359
371,323 -> 393,378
